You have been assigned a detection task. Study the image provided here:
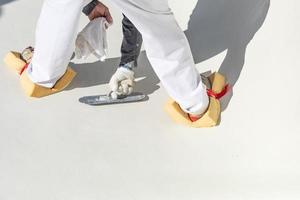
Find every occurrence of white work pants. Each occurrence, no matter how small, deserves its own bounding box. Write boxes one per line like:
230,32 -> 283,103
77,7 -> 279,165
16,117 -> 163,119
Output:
28,0 -> 209,115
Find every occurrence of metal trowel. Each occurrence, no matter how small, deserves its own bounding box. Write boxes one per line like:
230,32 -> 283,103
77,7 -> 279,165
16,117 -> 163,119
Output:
79,92 -> 147,106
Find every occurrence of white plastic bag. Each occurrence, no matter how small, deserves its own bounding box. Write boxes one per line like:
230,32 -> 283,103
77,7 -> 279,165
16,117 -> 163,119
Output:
75,17 -> 110,61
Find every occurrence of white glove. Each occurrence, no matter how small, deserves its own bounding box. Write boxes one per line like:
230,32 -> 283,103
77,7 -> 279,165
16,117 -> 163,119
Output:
75,17 -> 110,61
109,67 -> 135,99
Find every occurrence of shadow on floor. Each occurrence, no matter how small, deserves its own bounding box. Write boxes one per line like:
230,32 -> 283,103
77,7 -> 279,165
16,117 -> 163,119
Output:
0,0 -> 17,5
69,0 -> 270,110
67,52 -> 160,96
0,0 -> 18,17
185,0 -> 270,111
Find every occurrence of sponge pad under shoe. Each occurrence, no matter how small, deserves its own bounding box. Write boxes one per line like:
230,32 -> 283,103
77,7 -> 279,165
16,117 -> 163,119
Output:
164,72 -> 226,128
20,67 -> 76,98
3,51 -> 27,74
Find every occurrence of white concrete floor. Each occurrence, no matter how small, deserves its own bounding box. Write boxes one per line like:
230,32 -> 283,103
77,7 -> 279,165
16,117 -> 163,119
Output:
0,0 -> 300,199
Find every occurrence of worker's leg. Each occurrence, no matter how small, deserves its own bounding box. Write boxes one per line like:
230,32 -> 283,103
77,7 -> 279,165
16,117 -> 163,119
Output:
27,0 -> 87,88
119,14 -> 143,69
110,0 -> 209,115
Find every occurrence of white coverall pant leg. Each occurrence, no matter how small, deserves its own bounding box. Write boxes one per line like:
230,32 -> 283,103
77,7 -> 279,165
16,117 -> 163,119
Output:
28,0 -> 208,115
27,0 -> 88,88
110,0 -> 209,115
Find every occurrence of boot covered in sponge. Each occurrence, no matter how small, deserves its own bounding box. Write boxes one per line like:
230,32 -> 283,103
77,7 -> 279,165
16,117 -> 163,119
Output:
164,72 -> 227,128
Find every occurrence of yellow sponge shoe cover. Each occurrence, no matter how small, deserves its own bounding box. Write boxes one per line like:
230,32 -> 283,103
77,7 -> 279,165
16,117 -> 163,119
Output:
164,72 -> 226,128
4,51 -> 27,74
20,67 -> 76,98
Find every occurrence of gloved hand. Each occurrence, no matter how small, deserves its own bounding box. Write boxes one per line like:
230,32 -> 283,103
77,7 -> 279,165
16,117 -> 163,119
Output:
109,67 -> 135,99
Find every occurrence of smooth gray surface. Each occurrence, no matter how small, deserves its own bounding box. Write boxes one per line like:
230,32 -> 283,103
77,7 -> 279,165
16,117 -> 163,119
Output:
0,0 -> 300,199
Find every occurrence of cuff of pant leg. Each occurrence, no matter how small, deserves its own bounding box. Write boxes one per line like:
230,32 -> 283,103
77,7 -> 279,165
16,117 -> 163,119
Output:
119,61 -> 136,70
26,63 -> 61,88
180,91 -> 210,116
82,0 -> 98,16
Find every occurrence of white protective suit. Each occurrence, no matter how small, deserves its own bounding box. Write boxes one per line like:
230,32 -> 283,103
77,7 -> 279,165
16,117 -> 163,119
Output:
27,0 -> 209,115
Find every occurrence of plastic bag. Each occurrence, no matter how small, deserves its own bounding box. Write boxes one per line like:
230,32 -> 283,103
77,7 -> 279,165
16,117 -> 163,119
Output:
75,17 -> 110,61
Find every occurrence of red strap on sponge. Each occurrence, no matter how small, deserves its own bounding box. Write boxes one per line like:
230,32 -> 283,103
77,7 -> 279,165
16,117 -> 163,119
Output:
207,84 -> 230,100
19,63 -> 29,75
188,115 -> 200,122
188,84 -> 231,122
